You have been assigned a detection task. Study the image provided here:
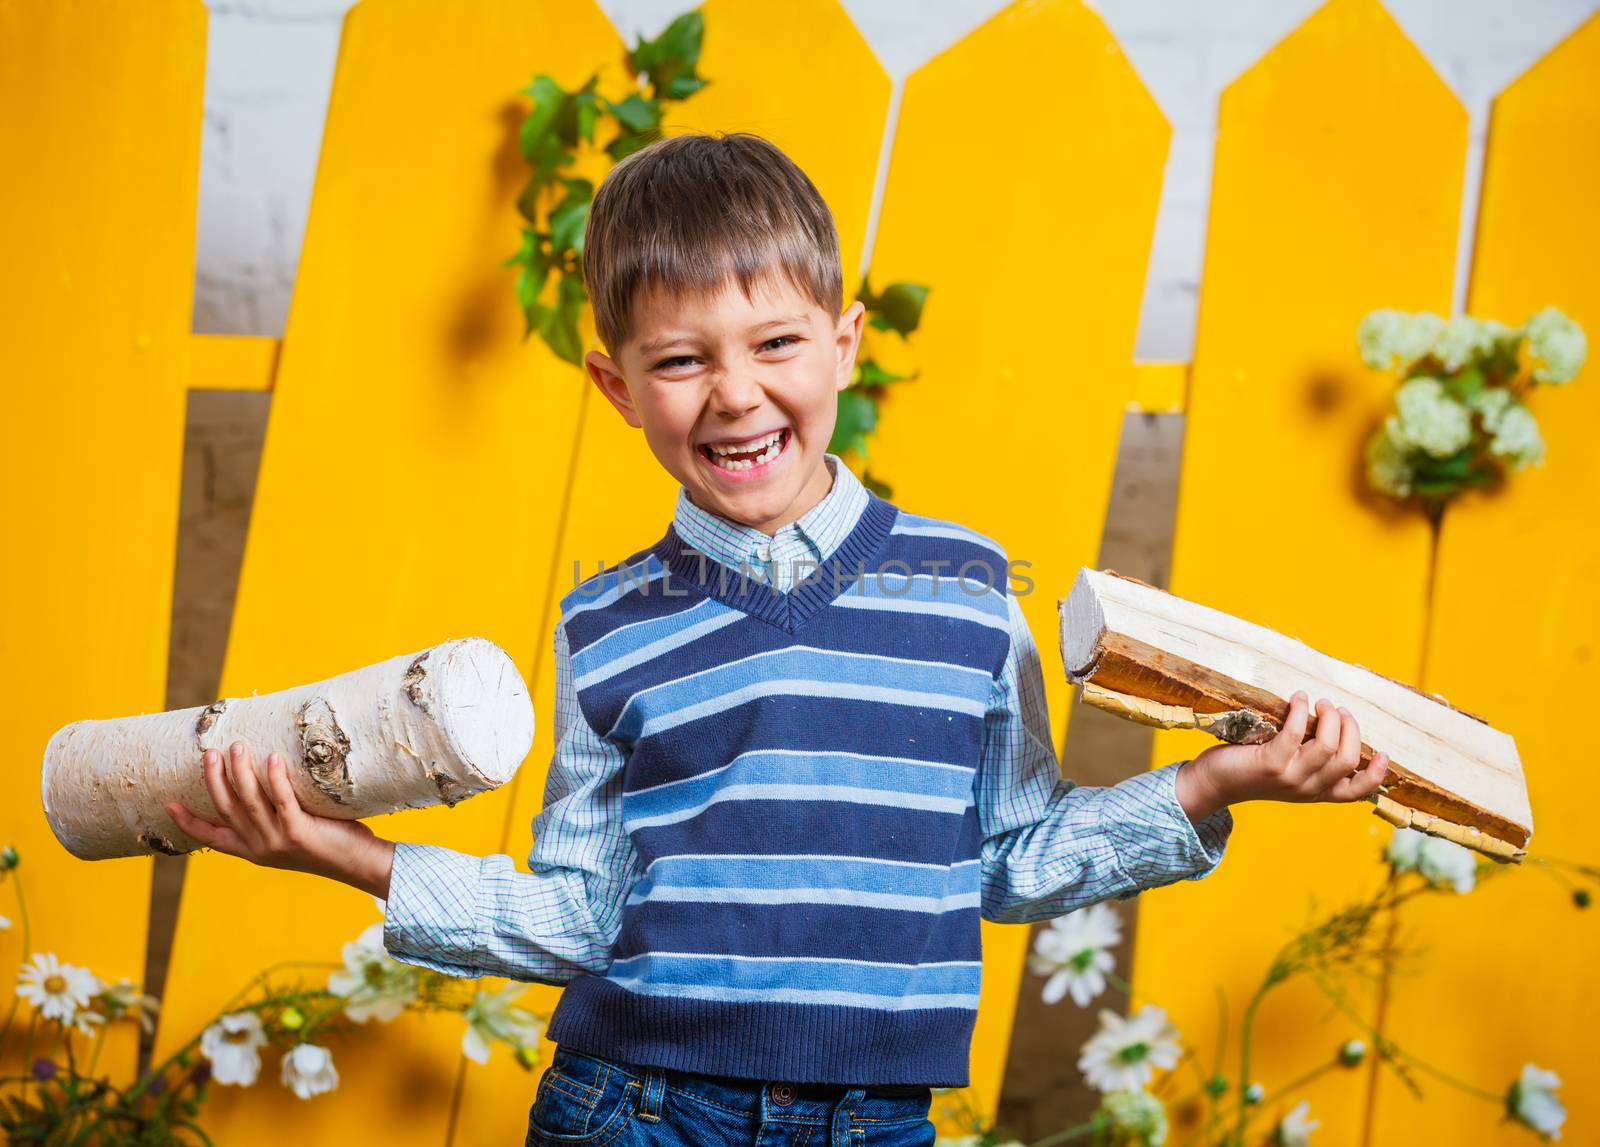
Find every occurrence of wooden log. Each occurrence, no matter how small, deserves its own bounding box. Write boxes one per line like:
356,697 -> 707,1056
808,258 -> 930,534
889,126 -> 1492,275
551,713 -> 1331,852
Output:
1059,568 -> 1532,862
41,637 -> 533,861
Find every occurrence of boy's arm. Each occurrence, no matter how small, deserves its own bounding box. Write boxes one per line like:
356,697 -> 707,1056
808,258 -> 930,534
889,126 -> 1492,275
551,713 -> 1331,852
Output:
975,593 -> 1234,924
382,616 -> 636,982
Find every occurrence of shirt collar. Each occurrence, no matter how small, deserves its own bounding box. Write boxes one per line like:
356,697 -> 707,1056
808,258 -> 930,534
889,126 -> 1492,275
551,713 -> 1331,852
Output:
672,452 -> 869,571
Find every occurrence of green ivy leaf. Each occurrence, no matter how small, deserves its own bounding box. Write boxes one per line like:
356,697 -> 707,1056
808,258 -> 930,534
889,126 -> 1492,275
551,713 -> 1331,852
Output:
606,93 -> 660,133
829,389 -> 878,456
855,359 -> 914,389
873,282 -> 929,336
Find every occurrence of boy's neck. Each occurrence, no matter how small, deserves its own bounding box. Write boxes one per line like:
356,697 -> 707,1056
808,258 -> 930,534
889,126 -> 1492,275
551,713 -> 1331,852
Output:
687,454 -> 836,538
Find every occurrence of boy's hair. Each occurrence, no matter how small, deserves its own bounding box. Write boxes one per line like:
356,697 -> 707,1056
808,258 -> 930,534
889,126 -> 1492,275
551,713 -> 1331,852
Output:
582,131 -> 843,357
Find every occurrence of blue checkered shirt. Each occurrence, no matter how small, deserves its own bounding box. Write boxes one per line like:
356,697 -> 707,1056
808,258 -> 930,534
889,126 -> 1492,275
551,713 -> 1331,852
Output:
382,453 -> 1234,981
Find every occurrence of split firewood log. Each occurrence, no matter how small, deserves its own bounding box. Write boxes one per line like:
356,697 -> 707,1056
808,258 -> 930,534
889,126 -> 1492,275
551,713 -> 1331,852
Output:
41,637 -> 533,861
1059,568 -> 1532,862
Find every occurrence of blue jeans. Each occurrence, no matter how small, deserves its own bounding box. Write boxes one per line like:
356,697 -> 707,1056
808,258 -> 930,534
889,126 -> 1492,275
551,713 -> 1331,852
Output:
525,1045 -> 938,1147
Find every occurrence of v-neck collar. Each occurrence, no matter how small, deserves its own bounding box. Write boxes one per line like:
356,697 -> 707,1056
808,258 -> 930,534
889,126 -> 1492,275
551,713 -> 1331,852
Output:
653,490 -> 900,634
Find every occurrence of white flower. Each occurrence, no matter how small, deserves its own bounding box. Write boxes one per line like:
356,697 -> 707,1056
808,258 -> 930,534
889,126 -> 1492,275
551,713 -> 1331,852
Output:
1523,307 -> 1586,385
1387,827 -> 1475,892
0,914 -> 10,929
1507,1063 -> 1566,1140
1274,1099 -> 1319,1146
1339,1038 -> 1367,1065
1099,1088 -> 1168,1146
1029,904 -> 1122,1007
16,953 -> 100,1026
1364,423 -> 1415,498
461,984 -> 543,1065
1434,315 -> 1512,372
1388,377 -> 1471,458
1078,1005 -> 1182,1094
327,922 -> 418,1023
1243,1082 -> 1265,1104
1358,310 -> 1442,372
1418,835 -> 1476,893
200,1011 -> 268,1086
280,1042 -> 340,1100
1487,403 -> 1545,469
100,977 -> 161,1034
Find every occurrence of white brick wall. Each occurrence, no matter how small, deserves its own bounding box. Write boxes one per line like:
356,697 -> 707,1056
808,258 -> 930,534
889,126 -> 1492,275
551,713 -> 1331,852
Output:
193,0 -> 1597,360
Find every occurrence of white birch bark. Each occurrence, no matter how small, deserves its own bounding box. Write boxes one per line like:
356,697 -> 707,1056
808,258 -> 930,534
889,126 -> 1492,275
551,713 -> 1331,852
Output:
42,637 -> 533,860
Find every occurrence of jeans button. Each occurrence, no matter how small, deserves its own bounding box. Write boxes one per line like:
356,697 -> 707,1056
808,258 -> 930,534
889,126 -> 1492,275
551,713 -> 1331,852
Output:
769,1083 -> 795,1106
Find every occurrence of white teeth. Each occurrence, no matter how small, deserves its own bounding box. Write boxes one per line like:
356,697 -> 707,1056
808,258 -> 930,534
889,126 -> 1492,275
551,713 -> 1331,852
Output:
705,429 -> 786,471
707,430 -> 781,456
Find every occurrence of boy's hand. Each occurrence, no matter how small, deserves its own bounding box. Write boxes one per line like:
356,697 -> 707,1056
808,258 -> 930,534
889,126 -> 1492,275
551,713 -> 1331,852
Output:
1177,691 -> 1390,819
166,741 -> 395,900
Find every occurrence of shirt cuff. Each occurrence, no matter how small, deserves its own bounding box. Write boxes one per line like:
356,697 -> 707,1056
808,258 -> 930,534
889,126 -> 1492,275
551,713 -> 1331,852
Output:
1101,760 -> 1234,897
382,840 -> 486,978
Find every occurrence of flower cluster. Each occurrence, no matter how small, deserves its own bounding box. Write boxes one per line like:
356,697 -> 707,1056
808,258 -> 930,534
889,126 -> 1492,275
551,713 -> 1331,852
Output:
1357,306 -> 1585,510
1014,827 -> 1581,1144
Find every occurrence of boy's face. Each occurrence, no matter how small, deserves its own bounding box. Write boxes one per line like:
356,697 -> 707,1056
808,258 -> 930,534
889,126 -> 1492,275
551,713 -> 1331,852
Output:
584,267 -> 864,537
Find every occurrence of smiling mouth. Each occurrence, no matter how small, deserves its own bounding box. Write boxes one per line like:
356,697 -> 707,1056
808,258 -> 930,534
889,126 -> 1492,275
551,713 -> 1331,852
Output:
698,427 -> 790,471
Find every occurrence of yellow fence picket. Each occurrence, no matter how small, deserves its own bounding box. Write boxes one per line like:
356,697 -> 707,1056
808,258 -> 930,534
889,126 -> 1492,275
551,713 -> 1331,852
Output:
1371,13 -> 1600,1143
1134,1 -> 1464,1141
0,0 -> 205,1083
864,0 -> 1168,1114
152,2 -> 623,1144
448,1 -> 893,1142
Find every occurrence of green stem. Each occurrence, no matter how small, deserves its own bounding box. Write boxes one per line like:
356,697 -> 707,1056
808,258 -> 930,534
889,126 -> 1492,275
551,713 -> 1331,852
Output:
0,870 -> 33,1048
1231,984 -> 1269,1146
1025,1118 -> 1102,1147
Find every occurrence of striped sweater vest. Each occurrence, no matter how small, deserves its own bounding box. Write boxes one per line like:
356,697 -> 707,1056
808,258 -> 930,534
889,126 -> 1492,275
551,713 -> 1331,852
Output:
545,490 -> 1013,1086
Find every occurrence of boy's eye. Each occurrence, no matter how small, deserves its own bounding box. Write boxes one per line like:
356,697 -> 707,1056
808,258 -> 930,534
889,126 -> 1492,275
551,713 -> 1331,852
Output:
651,335 -> 800,372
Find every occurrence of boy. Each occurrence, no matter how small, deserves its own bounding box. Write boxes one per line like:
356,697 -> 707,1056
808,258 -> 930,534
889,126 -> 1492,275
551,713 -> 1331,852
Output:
168,131 -> 1389,1143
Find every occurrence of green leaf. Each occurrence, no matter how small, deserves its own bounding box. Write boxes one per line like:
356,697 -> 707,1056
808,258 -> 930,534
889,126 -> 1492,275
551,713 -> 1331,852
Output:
518,75 -> 567,162
873,281 -> 929,336
548,193 -> 590,256
829,389 -> 878,456
854,359 -> 914,388
1444,365 -> 1485,401
606,93 -> 660,133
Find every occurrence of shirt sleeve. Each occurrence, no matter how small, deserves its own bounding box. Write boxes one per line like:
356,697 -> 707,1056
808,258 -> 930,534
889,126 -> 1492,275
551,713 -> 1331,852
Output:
381,616 -> 637,981
975,591 -> 1234,924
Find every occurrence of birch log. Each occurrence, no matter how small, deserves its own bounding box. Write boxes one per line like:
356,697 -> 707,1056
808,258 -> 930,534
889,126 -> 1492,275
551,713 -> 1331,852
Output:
1059,568 -> 1533,862
41,636 -> 534,861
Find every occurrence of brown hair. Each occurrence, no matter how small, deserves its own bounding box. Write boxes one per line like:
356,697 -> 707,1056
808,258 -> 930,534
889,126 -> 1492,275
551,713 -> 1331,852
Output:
582,131 -> 843,356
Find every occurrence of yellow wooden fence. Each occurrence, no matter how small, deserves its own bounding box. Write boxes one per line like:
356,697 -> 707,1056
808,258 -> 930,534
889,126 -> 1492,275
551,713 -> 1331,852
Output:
1,1 -> 1595,1144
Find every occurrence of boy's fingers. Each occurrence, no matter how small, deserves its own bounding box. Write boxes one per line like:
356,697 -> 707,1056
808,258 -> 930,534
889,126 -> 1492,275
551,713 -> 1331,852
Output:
202,749 -> 242,826
1275,691 -> 1309,760
1327,751 -> 1388,802
1313,700 -> 1341,755
1315,707 -> 1364,789
168,800 -> 248,855
266,752 -> 302,821
226,741 -> 272,825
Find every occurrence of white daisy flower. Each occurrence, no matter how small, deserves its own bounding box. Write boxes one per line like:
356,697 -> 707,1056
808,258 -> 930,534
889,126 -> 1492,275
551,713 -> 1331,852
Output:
1078,1005 -> 1182,1094
327,922 -> 418,1023
1523,307 -> 1586,385
1506,1063 -> 1566,1140
1030,903 -> 1121,1007
100,977 -> 161,1034
200,1010 -> 268,1086
16,953 -> 100,1025
461,984 -> 544,1065
0,914 -> 10,929
280,1042 -> 340,1100
1274,1099 -> 1319,1146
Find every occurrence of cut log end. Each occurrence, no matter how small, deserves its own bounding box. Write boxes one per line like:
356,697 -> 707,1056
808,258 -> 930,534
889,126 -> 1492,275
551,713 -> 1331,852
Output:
431,637 -> 534,786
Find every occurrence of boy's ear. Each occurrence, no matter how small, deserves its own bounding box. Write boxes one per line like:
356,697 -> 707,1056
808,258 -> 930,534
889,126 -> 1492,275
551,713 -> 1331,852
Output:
834,300 -> 866,393
584,349 -> 642,428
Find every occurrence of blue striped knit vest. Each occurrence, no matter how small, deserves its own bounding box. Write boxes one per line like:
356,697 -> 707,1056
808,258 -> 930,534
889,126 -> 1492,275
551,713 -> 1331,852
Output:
544,489 -> 1013,1086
